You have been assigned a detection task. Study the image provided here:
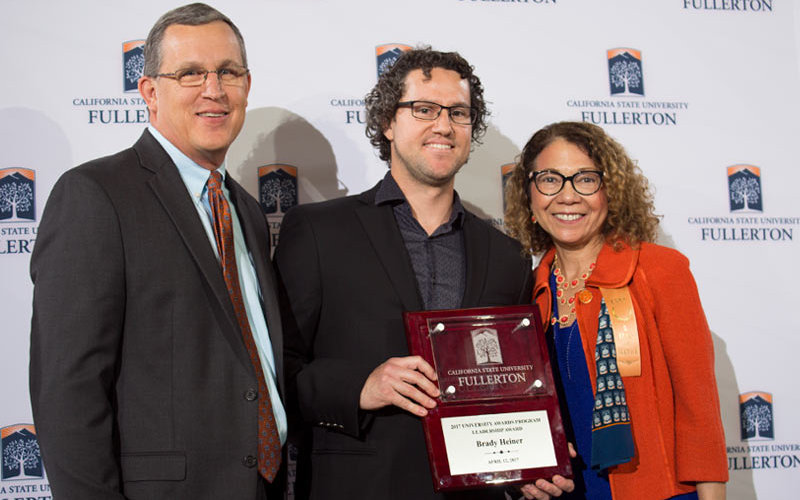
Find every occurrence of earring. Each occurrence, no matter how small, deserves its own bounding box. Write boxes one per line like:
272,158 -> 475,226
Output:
530,215 -> 537,224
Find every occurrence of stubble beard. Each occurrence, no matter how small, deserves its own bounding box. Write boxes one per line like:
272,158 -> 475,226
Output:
392,146 -> 470,189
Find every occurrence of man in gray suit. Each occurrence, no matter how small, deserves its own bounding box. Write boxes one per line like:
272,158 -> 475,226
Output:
29,4 -> 286,499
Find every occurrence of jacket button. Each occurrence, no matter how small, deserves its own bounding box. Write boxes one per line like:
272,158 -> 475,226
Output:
244,388 -> 258,401
243,455 -> 257,468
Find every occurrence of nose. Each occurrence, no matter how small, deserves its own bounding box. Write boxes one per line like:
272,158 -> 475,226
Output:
555,179 -> 581,202
431,109 -> 453,134
201,71 -> 225,97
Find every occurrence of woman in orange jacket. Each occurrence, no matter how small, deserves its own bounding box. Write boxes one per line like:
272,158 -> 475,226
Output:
504,122 -> 727,500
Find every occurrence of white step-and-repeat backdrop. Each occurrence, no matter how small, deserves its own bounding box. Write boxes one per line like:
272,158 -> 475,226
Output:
1,1 -> 797,498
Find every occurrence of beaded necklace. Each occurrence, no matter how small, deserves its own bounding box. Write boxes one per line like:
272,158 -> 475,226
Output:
551,255 -> 596,327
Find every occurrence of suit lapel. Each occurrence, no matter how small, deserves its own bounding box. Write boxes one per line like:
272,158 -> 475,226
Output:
461,213 -> 489,308
227,178 -> 284,393
134,131 -> 253,371
355,187 -> 423,312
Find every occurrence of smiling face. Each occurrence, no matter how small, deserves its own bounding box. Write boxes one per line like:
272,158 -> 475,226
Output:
529,138 -> 609,253
138,21 -> 250,170
383,67 -> 472,189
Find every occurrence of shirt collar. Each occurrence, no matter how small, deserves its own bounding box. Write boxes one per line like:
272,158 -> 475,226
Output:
374,170 -> 465,228
148,125 -> 227,201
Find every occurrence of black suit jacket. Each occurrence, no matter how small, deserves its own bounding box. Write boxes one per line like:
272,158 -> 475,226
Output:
275,181 -> 533,500
29,130 -> 284,499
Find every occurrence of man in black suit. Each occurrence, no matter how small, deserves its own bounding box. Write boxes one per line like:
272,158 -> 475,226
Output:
29,4 -> 286,499
275,48 -> 573,500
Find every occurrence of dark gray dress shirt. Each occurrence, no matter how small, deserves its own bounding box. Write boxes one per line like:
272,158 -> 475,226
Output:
375,172 -> 466,310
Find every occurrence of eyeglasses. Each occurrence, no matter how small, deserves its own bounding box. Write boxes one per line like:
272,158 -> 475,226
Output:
396,101 -> 476,125
155,66 -> 249,87
528,169 -> 604,196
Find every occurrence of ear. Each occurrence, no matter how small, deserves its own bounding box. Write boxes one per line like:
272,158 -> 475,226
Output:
244,71 -> 252,106
383,119 -> 395,142
138,76 -> 158,115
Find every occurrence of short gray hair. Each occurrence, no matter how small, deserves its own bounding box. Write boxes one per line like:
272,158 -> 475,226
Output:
143,3 -> 247,76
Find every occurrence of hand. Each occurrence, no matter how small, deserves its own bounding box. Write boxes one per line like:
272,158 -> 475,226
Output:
359,356 -> 440,416
519,442 -> 578,499
520,475 -> 575,499
696,481 -> 726,500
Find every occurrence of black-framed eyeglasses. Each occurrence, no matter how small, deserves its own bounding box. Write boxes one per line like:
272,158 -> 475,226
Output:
155,66 -> 249,87
528,169 -> 604,196
396,101 -> 476,125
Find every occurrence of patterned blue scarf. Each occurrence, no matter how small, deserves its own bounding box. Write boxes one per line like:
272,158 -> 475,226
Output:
590,298 -> 635,470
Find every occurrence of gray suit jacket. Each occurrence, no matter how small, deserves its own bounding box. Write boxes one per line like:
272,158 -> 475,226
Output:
275,182 -> 533,500
29,130 -> 284,499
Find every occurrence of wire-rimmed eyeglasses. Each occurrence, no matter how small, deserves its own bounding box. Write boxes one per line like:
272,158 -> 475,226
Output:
155,66 -> 249,87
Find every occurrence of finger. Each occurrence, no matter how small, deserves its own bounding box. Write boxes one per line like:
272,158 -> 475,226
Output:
520,484 -> 549,500
383,359 -> 439,398
567,442 -> 577,458
409,356 -> 438,381
399,368 -> 440,398
390,356 -> 439,384
534,478 -> 560,497
551,475 -> 575,493
388,388 -> 430,417
393,378 -> 438,409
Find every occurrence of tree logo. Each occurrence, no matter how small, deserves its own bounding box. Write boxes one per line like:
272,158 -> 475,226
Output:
739,392 -> 774,441
123,40 -> 145,93
1,424 -> 44,481
607,48 -> 644,96
728,165 -> 763,212
259,165 -> 298,216
0,168 -> 35,222
471,328 -> 503,365
376,44 -> 412,79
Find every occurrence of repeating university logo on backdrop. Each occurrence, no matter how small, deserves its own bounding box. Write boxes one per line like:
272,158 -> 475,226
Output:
259,164 -> 298,252
567,48 -> 688,126
682,0 -> 773,12
727,392 -> 799,471
71,40 -> 149,125
0,168 -> 37,255
489,163 -> 516,231
0,168 -> 35,223
500,163 -> 514,213
376,44 -> 411,78
123,40 -> 145,93
728,165 -> 762,212
687,166 -> 798,242
607,49 -> 644,96
329,43 -> 412,126
330,43 -> 412,126
0,424 -> 51,497
740,392 -> 774,440
1,425 -> 42,480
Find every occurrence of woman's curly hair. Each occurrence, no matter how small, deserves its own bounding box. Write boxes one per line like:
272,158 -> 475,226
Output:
364,47 -> 488,163
504,121 -> 660,256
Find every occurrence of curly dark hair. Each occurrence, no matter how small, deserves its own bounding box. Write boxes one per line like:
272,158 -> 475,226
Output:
364,47 -> 488,163
504,121 -> 660,256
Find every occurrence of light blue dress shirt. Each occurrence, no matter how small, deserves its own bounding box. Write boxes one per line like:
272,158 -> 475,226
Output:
149,126 -> 287,445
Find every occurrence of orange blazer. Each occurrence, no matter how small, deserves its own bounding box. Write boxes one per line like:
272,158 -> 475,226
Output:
533,242 -> 728,499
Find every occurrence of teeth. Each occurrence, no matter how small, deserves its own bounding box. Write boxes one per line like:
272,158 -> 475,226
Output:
426,143 -> 452,150
198,112 -> 225,117
555,214 -> 582,221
